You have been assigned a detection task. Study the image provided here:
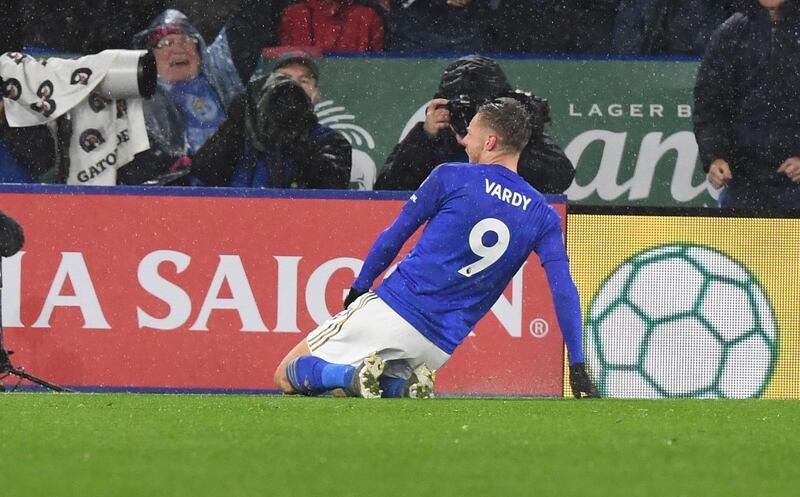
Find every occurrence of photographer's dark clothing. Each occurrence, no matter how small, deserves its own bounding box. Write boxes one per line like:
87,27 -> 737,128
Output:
717,181 -> 800,210
0,125 -> 55,183
375,123 -> 574,193
693,1 -> 800,197
0,209 -> 24,258
376,54 -> 574,193
189,92 -> 351,188
0,141 -> 34,183
229,125 -> 349,188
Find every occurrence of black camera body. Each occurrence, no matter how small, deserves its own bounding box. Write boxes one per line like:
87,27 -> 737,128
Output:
446,94 -> 476,138
446,90 -> 551,141
245,72 -> 317,151
265,78 -> 314,140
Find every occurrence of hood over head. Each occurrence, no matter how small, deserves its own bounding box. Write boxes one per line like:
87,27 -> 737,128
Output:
435,54 -> 512,103
133,9 -> 204,50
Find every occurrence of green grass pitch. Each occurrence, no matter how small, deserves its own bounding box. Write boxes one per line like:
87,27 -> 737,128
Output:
1,394 -> 798,497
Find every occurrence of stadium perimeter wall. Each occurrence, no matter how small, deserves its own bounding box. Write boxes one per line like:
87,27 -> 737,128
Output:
567,206 -> 800,399
3,187 -> 797,398
0,186 -> 566,396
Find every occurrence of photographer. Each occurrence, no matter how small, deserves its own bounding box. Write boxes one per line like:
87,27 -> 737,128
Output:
375,55 -> 575,193
188,72 -> 351,188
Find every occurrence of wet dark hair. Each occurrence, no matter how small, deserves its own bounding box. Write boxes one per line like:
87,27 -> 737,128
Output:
477,98 -> 533,153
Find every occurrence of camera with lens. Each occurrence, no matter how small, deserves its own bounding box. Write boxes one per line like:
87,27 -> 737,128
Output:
265,76 -> 314,140
94,49 -> 157,99
446,90 -> 551,141
245,73 -> 317,150
1,49 -> 157,103
446,94 -> 478,138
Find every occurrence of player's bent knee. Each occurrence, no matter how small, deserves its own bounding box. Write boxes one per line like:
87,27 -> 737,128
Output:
274,365 -> 295,394
274,339 -> 311,394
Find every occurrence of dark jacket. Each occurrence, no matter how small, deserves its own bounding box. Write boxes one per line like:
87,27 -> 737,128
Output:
693,1 -> 800,185
0,124 -> 54,183
375,123 -> 575,193
225,0 -> 293,82
190,74 -> 351,188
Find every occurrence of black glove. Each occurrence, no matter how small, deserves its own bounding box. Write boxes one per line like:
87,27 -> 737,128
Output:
344,287 -> 368,310
0,210 -> 24,257
569,363 -> 600,399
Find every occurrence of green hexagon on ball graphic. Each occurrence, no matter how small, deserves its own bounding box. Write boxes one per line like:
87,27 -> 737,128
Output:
585,243 -> 778,399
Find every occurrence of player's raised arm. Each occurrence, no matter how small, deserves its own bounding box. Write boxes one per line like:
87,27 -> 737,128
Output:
344,169 -> 445,309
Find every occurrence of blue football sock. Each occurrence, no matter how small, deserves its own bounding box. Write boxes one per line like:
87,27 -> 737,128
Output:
380,376 -> 407,398
322,362 -> 356,391
286,355 -> 355,395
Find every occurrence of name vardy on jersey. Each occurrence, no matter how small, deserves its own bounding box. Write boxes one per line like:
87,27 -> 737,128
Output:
485,179 -> 532,210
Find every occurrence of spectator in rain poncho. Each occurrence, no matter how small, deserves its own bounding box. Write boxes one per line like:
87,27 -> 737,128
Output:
122,9 -> 249,184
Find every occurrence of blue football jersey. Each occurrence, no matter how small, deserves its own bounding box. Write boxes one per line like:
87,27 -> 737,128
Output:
360,163 -> 567,354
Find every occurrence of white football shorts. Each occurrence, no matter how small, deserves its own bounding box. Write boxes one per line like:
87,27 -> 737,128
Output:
305,292 -> 451,379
